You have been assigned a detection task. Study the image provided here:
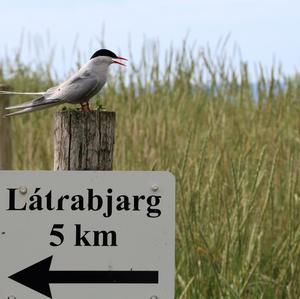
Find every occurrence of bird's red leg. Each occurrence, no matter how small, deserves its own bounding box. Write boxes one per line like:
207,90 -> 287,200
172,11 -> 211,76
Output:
80,102 -> 90,112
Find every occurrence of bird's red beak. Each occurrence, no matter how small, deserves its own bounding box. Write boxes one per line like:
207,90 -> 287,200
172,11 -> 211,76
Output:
112,56 -> 127,66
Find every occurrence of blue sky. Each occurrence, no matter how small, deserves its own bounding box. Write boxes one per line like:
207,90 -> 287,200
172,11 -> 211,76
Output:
0,0 -> 299,78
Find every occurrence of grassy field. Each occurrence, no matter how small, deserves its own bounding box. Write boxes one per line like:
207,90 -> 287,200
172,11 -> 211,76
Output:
1,43 -> 300,298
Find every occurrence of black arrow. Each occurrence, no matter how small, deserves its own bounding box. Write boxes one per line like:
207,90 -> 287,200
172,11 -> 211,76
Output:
9,256 -> 159,298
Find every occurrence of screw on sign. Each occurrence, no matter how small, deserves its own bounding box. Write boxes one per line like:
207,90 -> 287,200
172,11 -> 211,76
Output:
18,186 -> 27,195
151,184 -> 159,192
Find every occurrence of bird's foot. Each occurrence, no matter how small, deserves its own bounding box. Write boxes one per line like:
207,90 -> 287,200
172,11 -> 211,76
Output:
80,102 -> 90,112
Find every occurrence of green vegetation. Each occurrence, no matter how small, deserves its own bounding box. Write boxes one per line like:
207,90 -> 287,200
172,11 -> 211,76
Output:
1,42 -> 300,298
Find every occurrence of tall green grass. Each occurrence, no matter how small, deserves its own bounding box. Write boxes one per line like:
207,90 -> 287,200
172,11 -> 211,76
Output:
1,41 -> 300,298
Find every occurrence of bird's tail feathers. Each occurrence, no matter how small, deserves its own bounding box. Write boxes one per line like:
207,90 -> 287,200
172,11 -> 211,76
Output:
5,96 -> 61,110
4,102 -> 60,117
3,96 -> 63,117
0,91 -> 45,96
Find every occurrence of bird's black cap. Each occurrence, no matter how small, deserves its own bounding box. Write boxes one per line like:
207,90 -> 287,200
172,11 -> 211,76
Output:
90,49 -> 118,60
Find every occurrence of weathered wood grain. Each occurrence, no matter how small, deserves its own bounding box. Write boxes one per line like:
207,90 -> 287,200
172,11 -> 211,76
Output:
0,84 -> 12,169
54,110 -> 115,170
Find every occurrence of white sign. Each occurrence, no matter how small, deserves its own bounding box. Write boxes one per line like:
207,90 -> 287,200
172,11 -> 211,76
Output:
0,171 -> 175,299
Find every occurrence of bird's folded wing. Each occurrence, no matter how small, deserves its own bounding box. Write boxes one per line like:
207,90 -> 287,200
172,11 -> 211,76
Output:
5,96 -> 62,110
53,73 -> 99,102
4,102 -> 59,117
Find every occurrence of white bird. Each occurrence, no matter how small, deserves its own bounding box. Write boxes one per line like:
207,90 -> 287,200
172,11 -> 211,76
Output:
0,49 -> 127,117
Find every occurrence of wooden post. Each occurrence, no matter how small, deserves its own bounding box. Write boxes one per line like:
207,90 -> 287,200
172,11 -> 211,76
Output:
54,110 -> 115,170
0,84 -> 12,170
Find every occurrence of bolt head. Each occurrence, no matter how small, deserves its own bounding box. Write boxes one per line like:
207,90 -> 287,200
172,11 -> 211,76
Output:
151,184 -> 159,192
19,186 -> 27,195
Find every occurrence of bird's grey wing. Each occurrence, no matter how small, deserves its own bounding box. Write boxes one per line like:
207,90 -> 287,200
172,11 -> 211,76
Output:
3,86 -> 63,116
44,86 -> 59,96
51,73 -> 100,103
4,102 -> 60,117
5,96 -> 61,110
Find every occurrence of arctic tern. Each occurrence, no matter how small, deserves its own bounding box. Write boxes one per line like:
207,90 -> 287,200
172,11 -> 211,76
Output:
0,49 -> 127,117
